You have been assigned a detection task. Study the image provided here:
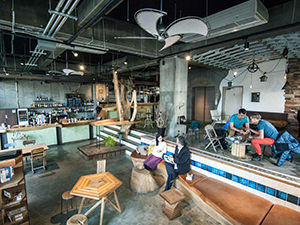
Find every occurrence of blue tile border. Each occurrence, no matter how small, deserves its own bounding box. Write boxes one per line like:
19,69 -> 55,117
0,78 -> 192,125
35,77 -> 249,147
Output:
191,160 -> 299,206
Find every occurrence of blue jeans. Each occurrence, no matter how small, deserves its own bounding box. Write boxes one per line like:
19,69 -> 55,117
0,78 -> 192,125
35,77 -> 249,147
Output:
164,162 -> 178,191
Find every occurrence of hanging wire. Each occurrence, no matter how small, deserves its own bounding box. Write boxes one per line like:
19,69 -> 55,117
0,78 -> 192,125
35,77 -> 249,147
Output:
126,0 -> 130,21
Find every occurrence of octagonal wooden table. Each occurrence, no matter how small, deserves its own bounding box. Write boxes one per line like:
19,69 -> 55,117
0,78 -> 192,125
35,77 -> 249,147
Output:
70,172 -> 122,225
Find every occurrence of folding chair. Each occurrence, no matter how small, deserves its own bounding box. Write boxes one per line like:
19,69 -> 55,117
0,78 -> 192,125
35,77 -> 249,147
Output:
210,110 -> 228,127
30,148 -> 46,173
204,124 -> 223,152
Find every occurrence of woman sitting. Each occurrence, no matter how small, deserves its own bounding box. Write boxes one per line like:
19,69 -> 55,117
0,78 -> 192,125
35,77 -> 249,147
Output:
143,134 -> 167,170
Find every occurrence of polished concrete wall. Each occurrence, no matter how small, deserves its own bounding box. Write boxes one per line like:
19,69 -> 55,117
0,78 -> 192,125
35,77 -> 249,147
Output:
0,80 -> 92,109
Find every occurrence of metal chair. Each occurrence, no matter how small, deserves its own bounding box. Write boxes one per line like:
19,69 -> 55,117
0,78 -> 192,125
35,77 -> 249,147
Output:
188,121 -> 200,139
30,148 -> 46,173
204,124 -> 223,152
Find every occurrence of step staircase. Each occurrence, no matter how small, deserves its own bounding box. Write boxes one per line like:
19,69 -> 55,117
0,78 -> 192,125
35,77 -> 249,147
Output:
96,125 -> 152,155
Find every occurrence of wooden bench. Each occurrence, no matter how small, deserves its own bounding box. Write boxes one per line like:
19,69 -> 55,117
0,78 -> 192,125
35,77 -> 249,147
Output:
176,171 -> 300,225
131,150 -> 300,224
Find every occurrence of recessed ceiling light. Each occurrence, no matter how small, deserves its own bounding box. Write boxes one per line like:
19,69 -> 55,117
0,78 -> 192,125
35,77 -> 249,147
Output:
20,62 -> 24,66
124,61 -> 128,65
79,65 -> 85,70
185,55 -> 191,61
188,66 -> 191,70
73,52 -> 78,57
233,71 -> 238,76
233,28 -> 238,32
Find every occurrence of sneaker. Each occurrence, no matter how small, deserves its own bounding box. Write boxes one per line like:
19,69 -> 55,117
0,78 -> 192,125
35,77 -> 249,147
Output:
252,154 -> 262,161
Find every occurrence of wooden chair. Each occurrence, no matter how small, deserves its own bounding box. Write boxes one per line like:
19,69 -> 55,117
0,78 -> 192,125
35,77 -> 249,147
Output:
30,148 -> 46,173
204,124 -> 223,152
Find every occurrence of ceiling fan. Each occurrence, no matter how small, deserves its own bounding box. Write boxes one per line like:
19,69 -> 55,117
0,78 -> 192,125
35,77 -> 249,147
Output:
114,8 -> 208,51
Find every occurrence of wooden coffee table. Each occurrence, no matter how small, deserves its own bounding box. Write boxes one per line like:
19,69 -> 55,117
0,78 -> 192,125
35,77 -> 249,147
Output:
71,172 -> 122,225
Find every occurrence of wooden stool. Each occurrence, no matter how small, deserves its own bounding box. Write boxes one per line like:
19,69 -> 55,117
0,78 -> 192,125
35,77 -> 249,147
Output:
231,143 -> 251,158
130,167 -> 159,193
67,214 -> 88,225
160,189 -> 185,220
61,191 -> 74,214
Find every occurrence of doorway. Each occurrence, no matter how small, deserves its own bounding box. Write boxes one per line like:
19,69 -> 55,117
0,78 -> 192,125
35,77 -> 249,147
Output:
193,87 -> 215,122
222,86 -> 243,119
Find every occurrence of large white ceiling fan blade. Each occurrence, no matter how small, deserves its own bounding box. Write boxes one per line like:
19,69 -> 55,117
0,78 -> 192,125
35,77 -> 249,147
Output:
63,68 -> 76,75
166,17 -> 208,37
134,8 -> 167,37
159,35 -> 181,51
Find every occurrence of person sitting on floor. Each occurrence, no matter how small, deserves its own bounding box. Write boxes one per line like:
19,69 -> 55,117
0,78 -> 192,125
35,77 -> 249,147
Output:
227,108 -> 250,137
249,113 -> 279,161
143,134 -> 167,170
164,136 -> 191,191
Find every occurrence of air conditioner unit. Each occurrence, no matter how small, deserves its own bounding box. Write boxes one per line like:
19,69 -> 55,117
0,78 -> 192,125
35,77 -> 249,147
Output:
181,0 -> 269,43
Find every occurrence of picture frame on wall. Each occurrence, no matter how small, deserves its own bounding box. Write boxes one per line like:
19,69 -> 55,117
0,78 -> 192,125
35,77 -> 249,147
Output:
251,92 -> 260,102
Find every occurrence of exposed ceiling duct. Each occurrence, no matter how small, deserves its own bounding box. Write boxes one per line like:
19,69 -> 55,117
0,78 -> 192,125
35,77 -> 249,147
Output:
181,0 -> 269,43
37,40 -> 107,55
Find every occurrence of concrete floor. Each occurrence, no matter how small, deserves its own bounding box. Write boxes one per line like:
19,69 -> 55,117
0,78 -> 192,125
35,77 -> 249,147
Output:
25,140 -> 220,225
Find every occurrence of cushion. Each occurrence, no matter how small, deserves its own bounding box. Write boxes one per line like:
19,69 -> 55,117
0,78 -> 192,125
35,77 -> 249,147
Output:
194,178 -> 273,225
261,205 -> 300,225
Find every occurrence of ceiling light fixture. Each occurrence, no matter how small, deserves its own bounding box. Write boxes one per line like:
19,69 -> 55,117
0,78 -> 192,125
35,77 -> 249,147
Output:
259,72 -> 268,82
124,60 -> 128,65
79,65 -> 85,71
188,66 -> 191,70
73,51 -> 79,57
20,62 -> 24,66
5,72 -> 9,76
247,60 -> 259,73
233,71 -> 238,77
244,39 -> 249,51
185,55 -> 191,61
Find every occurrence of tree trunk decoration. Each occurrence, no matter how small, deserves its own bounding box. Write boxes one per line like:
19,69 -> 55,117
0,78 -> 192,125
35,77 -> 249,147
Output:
112,69 -> 137,137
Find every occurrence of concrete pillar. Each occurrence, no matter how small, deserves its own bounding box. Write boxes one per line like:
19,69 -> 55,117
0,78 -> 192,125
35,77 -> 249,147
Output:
160,57 -> 188,137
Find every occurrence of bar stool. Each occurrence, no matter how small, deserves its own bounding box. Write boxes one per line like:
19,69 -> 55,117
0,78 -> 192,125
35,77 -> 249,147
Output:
61,191 -> 74,214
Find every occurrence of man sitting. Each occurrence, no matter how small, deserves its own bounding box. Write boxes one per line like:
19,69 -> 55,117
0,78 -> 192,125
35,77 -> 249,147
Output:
250,113 -> 279,161
228,108 -> 250,137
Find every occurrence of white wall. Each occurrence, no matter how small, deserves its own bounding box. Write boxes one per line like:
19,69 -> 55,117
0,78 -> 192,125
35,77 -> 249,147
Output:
0,80 -> 93,108
217,59 -> 286,114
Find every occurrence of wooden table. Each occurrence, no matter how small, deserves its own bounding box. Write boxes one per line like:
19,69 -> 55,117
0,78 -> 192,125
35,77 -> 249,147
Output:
3,143 -> 49,156
70,172 -> 122,225
160,189 -> 185,220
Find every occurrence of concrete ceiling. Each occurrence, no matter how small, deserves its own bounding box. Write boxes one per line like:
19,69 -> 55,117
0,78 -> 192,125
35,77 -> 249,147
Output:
0,0 -> 299,82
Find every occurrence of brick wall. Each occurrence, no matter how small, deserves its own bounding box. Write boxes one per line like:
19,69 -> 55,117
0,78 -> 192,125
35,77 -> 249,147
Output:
285,58 -> 300,132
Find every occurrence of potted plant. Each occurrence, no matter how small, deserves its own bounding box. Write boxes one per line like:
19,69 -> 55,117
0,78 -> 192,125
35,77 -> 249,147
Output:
104,136 -> 116,147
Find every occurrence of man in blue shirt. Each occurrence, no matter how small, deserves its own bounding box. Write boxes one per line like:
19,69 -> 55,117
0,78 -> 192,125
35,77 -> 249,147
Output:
228,108 -> 250,136
250,113 -> 279,161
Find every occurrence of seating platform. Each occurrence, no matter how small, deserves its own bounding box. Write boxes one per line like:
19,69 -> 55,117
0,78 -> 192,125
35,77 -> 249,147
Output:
176,171 -> 300,225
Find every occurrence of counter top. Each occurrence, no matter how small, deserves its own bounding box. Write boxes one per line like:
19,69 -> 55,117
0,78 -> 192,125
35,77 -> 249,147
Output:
60,120 -> 96,127
5,124 -> 62,132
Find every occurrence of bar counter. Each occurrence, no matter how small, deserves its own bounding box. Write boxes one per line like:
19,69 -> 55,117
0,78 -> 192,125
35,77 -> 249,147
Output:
0,120 -> 97,149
